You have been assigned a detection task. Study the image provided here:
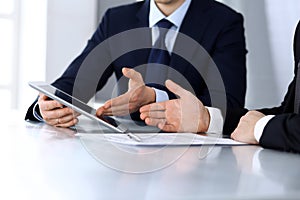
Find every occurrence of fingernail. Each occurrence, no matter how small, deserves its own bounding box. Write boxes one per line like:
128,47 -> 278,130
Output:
158,124 -> 163,129
145,118 -> 150,124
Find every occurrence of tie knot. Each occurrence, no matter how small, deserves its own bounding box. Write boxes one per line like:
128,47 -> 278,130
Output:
156,19 -> 173,29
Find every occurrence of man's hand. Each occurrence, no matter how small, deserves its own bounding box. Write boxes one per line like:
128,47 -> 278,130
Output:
38,93 -> 80,127
96,68 -> 155,116
140,80 -> 210,133
231,111 -> 265,144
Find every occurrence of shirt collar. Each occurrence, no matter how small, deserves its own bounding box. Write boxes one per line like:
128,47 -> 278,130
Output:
149,0 -> 191,29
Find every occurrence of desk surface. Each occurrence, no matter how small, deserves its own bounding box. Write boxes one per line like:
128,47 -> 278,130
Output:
1,114 -> 300,200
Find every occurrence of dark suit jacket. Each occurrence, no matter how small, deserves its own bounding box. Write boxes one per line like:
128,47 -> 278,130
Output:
224,21 -> 300,153
25,0 -> 247,121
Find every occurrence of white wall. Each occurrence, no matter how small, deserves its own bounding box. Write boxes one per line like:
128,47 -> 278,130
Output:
219,0 -> 300,109
98,0 -> 135,20
18,0 -> 47,112
46,0 -> 97,82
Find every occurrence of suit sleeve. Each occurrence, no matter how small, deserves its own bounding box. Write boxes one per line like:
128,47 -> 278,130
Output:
212,12 -> 247,109
25,9 -> 114,121
260,114 -> 300,153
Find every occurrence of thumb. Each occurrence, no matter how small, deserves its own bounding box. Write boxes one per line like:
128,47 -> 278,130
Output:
122,67 -> 143,83
39,93 -> 49,100
165,80 -> 187,98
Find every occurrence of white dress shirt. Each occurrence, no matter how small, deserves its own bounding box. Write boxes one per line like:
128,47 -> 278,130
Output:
149,0 -> 191,53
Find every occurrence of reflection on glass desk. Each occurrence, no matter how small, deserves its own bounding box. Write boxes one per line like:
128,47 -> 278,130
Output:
1,114 -> 300,200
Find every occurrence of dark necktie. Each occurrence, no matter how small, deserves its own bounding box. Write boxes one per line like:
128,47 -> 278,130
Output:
145,19 -> 174,85
294,61 -> 300,113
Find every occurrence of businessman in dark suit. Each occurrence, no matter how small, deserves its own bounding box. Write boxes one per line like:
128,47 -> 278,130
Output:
141,21 -> 300,153
231,20 -> 300,153
25,0 -> 247,129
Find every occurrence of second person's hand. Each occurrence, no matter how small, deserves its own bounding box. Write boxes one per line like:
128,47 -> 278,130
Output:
231,111 -> 265,144
140,80 -> 211,133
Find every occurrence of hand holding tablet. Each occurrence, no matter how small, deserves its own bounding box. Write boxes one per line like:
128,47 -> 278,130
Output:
37,93 -> 80,127
29,81 -> 141,142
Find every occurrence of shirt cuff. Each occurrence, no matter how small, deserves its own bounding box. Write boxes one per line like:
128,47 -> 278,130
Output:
153,88 -> 169,102
254,115 -> 275,142
206,107 -> 224,134
33,102 -> 44,122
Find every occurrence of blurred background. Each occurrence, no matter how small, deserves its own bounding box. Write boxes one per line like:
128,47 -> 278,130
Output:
1,0 -> 300,116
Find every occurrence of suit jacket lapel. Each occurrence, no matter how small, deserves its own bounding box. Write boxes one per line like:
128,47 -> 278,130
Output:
135,0 -> 150,28
169,0 -> 212,75
135,0 -> 152,51
134,0 -> 152,76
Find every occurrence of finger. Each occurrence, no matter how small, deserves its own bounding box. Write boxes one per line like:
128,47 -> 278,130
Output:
145,117 -> 166,127
56,118 -> 79,128
158,123 -> 177,133
140,102 -> 166,113
47,112 -> 78,127
73,111 -> 81,118
38,98 -> 63,111
230,130 -> 237,140
101,103 -> 132,116
44,117 -> 58,126
105,93 -> 132,109
165,80 -> 187,98
231,127 -> 240,140
140,111 -> 165,120
42,107 -> 74,121
97,101 -> 123,116
122,67 -> 143,83
96,106 -> 106,116
101,109 -> 129,116
39,93 -> 49,100
102,100 -> 112,109
57,113 -> 79,124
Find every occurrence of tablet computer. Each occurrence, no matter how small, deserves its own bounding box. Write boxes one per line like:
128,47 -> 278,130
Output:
28,81 -> 141,141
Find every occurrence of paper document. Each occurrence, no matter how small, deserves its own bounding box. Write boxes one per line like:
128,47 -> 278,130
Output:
77,133 -> 247,146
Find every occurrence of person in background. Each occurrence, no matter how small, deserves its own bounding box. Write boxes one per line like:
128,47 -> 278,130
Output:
231,20 -> 300,153
140,21 -> 300,153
